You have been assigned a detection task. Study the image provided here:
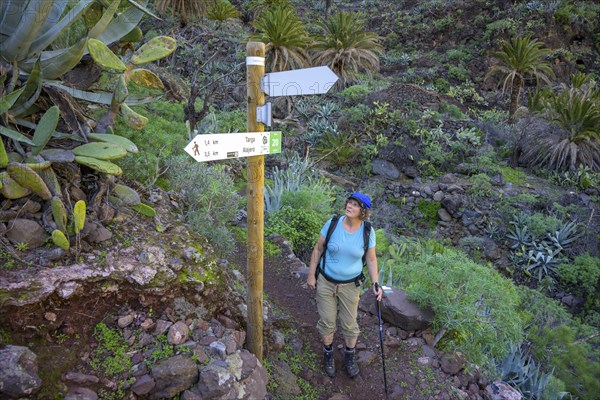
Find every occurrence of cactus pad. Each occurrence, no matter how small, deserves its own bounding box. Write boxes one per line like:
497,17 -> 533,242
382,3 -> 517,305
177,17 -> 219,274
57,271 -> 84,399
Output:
0,171 -> 31,199
87,133 -> 138,153
73,200 -> 86,234
120,103 -> 148,130
111,184 -> 141,206
51,229 -> 70,251
131,36 -> 177,65
131,203 -> 156,217
88,38 -> 127,71
73,142 -> 127,160
7,163 -> 52,200
75,156 -> 122,175
51,196 -> 68,234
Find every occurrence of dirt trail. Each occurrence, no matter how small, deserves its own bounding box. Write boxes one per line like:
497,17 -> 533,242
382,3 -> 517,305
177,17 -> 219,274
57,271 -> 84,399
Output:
261,248 -> 455,400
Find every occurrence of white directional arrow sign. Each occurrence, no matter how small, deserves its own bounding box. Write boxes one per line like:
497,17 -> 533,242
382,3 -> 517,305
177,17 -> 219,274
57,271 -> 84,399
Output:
185,131 -> 282,162
261,66 -> 339,97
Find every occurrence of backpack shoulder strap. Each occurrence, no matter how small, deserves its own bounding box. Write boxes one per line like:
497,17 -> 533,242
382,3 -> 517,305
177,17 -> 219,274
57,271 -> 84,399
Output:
324,214 -> 340,252
319,215 -> 340,274
362,221 -> 372,266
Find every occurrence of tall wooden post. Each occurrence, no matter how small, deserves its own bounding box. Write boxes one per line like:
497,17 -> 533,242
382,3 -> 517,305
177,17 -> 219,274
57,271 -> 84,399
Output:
246,42 -> 265,360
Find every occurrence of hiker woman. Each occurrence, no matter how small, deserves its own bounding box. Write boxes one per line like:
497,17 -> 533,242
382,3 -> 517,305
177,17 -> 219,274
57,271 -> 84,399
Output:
307,192 -> 382,378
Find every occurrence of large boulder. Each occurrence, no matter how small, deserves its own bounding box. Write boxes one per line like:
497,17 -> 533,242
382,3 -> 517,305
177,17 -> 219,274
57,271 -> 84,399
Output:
360,288 -> 434,331
0,345 -> 42,398
149,354 -> 198,399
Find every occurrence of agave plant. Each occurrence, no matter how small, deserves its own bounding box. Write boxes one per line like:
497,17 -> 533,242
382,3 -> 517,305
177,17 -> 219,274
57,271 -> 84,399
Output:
250,2 -> 310,72
312,11 -> 383,86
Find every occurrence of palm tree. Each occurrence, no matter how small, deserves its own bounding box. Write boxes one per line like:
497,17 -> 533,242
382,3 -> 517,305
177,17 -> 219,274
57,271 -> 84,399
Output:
312,11 -> 383,86
487,36 -> 555,123
250,3 -> 310,72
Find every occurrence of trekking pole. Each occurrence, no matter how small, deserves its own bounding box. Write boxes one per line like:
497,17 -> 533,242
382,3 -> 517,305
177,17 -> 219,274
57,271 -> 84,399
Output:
374,283 -> 388,396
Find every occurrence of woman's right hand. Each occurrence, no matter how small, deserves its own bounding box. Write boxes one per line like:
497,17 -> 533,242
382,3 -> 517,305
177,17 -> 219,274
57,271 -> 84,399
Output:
307,275 -> 316,289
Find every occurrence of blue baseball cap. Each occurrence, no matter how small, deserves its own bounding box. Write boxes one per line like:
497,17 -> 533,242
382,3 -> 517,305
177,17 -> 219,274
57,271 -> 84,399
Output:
348,192 -> 372,209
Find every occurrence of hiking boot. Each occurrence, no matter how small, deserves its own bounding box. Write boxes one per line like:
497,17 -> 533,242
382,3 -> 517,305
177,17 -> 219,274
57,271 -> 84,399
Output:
344,347 -> 359,378
323,347 -> 335,377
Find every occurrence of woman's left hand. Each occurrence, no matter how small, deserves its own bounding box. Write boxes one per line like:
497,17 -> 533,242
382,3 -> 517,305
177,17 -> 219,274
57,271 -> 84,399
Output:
373,283 -> 383,301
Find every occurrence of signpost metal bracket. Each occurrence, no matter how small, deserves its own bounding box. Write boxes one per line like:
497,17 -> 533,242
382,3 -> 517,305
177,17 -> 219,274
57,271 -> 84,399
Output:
256,102 -> 272,127
260,75 -> 270,97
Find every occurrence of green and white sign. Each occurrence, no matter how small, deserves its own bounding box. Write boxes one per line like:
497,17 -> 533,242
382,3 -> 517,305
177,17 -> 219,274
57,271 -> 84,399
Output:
185,131 -> 282,162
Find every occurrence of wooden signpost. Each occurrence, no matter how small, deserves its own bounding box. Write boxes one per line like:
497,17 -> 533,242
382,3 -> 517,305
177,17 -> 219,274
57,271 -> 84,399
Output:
186,42 -> 338,360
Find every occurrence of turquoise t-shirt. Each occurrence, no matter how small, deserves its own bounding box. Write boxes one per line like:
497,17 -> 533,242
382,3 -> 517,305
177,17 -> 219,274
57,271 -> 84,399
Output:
319,216 -> 376,281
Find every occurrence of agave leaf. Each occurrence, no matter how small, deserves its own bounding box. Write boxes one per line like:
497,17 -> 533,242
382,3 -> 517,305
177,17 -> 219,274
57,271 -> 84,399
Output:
37,0 -> 69,37
89,0 -> 121,39
0,0 -> 52,61
131,36 -> 177,65
29,0 -> 95,55
21,37 -> 88,79
45,81 -> 159,105
11,59 -> 42,116
128,68 -> 164,89
31,106 -> 60,155
120,103 -> 148,130
88,38 -> 127,71
123,0 -> 160,20
94,3 -> 146,48
0,86 -> 25,114
0,125 -> 35,145
0,0 -> 18,33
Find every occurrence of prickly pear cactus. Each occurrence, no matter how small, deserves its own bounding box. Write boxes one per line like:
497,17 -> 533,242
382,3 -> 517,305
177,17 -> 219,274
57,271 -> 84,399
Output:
75,156 -> 122,175
87,133 -> 138,153
51,197 -> 68,234
0,171 -> 31,199
7,163 -> 52,200
73,200 -> 86,234
130,36 -> 177,65
51,229 -> 70,251
120,103 -> 148,130
73,142 -> 128,160
0,139 -> 8,168
131,203 -> 156,217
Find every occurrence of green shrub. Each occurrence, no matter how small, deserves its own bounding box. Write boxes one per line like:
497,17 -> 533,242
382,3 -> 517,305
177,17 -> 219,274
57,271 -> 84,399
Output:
266,205 -> 325,260
343,103 -> 371,124
518,286 -> 600,399
115,100 -> 188,186
469,173 -> 493,199
389,246 -> 524,371
416,199 -> 440,228
448,65 -> 469,83
339,84 -> 371,105
556,253 -> 600,301
499,166 -> 527,184
90,323 -> 132,378
166,155 -> 241,256
438,101 -> 466,119
524,213 -> 562,240
433,78 -> 450,94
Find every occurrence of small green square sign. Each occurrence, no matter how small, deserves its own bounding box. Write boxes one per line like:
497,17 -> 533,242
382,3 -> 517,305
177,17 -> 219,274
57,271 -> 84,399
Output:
269,131 -> 282,154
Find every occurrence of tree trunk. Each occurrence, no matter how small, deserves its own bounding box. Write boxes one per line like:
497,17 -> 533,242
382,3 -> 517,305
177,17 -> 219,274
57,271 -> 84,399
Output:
325,0 -> 332,15
508,75 -> 522,123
